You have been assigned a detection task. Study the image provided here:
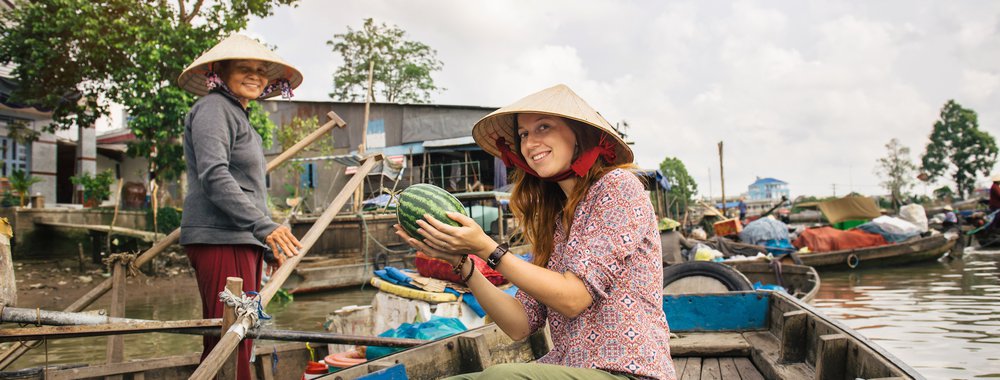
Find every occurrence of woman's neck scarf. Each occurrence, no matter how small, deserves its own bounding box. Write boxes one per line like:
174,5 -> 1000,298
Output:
204,71 -> 294,100
495,134 -> 617,182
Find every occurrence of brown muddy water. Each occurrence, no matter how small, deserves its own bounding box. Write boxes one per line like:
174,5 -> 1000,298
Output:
5,249 -> 1000,378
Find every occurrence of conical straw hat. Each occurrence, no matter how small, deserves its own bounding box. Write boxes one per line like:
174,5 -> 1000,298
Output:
992,174 -> 1000,182
177,34 -> 302,99
472,84 -> 633,165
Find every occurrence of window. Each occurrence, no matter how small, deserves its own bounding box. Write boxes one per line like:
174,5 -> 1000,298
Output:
0,136 -> 29,177
367,119 -> 385,149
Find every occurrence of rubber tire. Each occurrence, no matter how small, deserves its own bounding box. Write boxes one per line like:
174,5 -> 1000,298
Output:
662,261 -> 754,292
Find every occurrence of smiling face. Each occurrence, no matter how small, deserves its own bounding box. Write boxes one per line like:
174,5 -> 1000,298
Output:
221,59 -> 270,106
516,113 -> 579,178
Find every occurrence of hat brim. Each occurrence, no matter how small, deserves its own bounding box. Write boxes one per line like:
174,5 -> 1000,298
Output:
471,85 -> 633,165
177,34 -> 302,99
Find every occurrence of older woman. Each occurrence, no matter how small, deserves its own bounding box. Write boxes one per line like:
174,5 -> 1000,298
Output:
176,34 -> 303,379
396,84 -> 676,379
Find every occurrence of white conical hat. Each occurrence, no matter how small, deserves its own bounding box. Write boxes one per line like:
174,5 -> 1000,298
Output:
471,84 -> 633,165
992,174 -> 1000,182
177,34 -> 302,99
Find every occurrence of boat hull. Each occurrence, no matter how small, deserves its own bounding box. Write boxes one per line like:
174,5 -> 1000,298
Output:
785,234 -> 956,270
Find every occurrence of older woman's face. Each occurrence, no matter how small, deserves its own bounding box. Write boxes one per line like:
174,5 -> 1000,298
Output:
223,60 -> 270,102
517,113 -> 577,177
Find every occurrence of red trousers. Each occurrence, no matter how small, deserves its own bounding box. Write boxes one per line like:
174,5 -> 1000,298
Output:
186,244 -> 263,380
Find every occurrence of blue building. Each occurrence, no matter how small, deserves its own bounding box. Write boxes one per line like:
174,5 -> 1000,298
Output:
748,177 -> 789,201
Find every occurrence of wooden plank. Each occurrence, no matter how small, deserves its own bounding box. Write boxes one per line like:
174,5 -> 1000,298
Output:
701,358 -> 721,380
0,319 -> 220,341
46,354 -> 200,380
670,332 -> 751,357
664,292 -> 769,332
672,357 -> 687,378
815,334 -> 847,380
681,357 -> 702,380
733,357 -> 765,380
779,310 -> 808,363
34,221 -> 158,242
458,333 -> 493,373
744,331 -> 815,379
717,357 -> 740,380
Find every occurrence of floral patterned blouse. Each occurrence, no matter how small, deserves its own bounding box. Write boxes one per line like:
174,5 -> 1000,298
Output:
515,168 -> 676,380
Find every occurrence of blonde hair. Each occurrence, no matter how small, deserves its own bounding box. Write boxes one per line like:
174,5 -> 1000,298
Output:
509,117 -> 637,267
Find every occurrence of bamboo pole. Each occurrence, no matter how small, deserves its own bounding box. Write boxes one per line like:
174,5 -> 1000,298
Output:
0,306 -> 219,327
218,277 -> 242,379
0,323 -> 423,348
189,154 -> 383,380
106,178 -> 124,254
718,141 -> 726,216
355,59 -> 375,213
0,111 -> 348,370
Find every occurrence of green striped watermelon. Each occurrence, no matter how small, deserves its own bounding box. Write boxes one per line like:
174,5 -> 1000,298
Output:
396,184 -> 468,241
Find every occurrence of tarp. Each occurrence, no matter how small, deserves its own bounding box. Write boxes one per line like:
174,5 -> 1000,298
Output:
739,217 -> 790,246
818,196 -> 882,224
636,170 -> 672,191
792,226 -> 887,252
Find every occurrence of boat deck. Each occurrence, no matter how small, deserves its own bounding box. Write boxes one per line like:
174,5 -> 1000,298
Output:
673,357 -> 764,380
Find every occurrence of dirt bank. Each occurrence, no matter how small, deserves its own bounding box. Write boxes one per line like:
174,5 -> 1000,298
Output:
9,251 -> 198,311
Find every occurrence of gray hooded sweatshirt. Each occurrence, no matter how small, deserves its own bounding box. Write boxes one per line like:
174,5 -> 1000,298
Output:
180,91 -> 278,247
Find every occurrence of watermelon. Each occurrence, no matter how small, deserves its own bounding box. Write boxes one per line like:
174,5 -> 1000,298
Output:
396,184 -> 468,241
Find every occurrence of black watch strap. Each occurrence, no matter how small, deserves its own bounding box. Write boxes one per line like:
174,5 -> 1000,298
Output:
486,243 -> 510,270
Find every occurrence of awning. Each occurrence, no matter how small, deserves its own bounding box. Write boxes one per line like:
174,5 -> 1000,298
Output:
818,195 -> 882,224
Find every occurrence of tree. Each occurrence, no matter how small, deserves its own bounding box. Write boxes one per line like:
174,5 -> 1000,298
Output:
921,100 -> 998,199
658,156 -> 699,217
0,0 -> 295,181
875,138 -> 917,210
328,18 -> 444,103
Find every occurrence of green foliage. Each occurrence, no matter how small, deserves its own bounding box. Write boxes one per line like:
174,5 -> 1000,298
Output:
275,116 -> 333,197
248,101 -> 276,149
70,169 -> 116,203
328,18 -> 444,103
0,0 -> 298,181
875,138 -> 917,211
658,156 -> 699,216
146,206 -> 182,234
921,100 -> 998,199
8,170 -> 44,207
933,186 -> 954,200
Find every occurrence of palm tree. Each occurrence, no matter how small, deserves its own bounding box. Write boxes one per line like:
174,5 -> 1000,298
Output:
9,170 -> 43,207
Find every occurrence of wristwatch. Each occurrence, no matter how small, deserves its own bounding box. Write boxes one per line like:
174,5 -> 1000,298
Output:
486,243 -> 510,270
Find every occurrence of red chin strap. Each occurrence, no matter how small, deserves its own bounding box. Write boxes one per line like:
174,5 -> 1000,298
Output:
496,135 -> 618,182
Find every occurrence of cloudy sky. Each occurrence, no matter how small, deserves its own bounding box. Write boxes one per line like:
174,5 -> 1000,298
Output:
246,0 -> 1000,198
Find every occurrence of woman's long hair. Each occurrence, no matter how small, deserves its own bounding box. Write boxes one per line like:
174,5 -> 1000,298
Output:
509,117 -> 637,267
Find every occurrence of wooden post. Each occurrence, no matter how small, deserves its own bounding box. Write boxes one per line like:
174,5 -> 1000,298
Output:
0,218 -> 15,307
355,59 -> 375,213
718,141 -> 726,216
105,260 -> 127,380
0,112 -> 348,371
219,277 -> 243,380
106,179 -> 124,254
188,155 -> 383,380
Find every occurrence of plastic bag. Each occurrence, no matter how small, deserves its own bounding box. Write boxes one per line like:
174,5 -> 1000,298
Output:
366,316 -> 467,359
691,243 -> 723,261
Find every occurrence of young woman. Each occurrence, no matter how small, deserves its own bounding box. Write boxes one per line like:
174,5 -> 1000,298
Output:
176,34 -> 304,380
395,84 -> 676,379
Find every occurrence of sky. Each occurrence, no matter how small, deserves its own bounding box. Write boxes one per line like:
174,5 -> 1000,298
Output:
244,0 -> 1000,199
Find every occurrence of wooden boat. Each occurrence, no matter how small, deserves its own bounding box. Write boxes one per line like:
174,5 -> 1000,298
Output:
663,261 -> 819,303
332,290 -> 924,379
727,261 -> 820,302
783,234 -> 958,270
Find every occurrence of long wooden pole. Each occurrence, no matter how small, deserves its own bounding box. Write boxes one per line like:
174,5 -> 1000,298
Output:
718,141 -> 727,217
218,277 -> 243,379
189,154 -> 383,380
355,59 -> 375,213
0,111 -> 348,370
0,219 -> 14,308
0,323 -> 424,348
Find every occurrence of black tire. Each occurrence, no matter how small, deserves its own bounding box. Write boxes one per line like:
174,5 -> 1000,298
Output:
662,261 -> 753,293
373,252 -> 389,271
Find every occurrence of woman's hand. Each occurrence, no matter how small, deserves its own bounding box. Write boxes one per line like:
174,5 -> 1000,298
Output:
394,224 -> 465,266
417,212 -> 496,259
265,225 -> 303,261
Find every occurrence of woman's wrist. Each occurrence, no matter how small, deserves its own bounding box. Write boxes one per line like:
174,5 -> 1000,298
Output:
475,239 -> 499,259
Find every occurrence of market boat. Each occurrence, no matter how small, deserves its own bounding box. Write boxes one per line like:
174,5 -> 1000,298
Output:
727,261 -> 820,302
781,234 -> 958,270
662,261 -> 820,303
332,290 -> 924,380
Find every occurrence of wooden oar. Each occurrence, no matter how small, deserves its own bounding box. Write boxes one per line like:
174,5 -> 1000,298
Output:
0,111 -> 347,370
189,154 -> 383,380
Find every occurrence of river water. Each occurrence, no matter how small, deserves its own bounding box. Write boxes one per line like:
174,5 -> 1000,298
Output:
6,249 -> 1000,378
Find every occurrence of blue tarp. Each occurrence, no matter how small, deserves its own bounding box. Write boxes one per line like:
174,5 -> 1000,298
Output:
638,170 -> 672,191
362,193 -> 398,210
